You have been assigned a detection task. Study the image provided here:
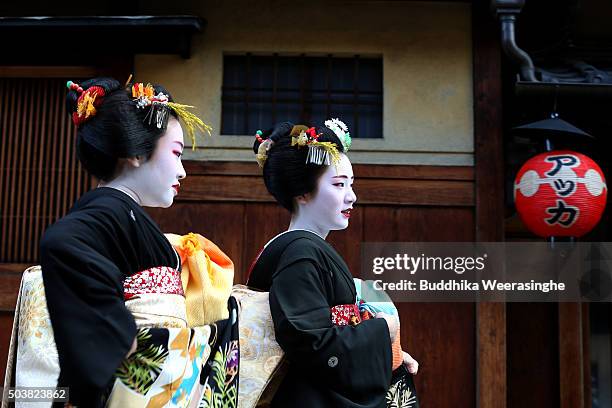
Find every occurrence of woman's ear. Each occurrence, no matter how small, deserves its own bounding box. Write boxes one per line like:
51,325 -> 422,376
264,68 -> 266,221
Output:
126,156 -> 142,168
295,193 -> 311,205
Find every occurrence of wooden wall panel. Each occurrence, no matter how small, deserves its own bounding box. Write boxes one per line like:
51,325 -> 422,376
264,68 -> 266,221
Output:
507,303 -> 560,407
0,274 -> 21,313
400,302 -> 476,406
241,204 -> 289,282
0,312 -> 14,385
0,62 -> 134,381
179,173 -> 474,206
182,160 -> 475,180
362,205 -> 476,407
147,202 -> 291,284
0,78 -> 92,264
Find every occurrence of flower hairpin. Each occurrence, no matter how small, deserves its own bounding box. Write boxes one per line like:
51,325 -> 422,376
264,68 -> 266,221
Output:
324,118 -> 352,152
290,125 -> 341,166
130,82 -> 212,151
255,130 -> 274,168
254,124 -> 343,167
67,81 -> 105,126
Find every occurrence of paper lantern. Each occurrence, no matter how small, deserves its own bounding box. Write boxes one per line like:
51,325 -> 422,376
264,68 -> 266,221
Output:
514,150 -> 607,237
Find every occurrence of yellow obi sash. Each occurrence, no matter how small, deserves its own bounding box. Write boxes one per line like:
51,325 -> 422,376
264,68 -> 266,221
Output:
165,233 -> 234,327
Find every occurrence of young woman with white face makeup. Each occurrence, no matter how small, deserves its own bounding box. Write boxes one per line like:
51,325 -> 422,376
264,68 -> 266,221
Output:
99,116 -> 186,208
289,153 -> 356,237
36,78 -> 239,407
248,121 -> 419,408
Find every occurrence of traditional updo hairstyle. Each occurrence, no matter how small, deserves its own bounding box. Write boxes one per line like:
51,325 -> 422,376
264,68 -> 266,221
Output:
65,77 -> 177,181
253,121 -> 346,212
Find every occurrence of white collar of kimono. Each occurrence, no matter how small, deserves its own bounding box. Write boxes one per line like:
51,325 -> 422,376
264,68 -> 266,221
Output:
100,184 -> 141,204
264,229 -> 323,249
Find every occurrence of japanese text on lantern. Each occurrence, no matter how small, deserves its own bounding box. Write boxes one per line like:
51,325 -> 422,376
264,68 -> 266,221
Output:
514,151 -> 607,238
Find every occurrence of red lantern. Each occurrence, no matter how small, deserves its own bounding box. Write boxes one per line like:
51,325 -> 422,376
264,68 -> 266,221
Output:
514,150 -> 607,238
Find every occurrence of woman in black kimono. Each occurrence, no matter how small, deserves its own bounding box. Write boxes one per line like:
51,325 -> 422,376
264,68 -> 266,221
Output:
247,121 -> 417,407
40,78 -> 238,407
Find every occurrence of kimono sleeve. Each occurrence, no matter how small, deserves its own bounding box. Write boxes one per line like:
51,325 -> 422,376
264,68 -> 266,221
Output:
40,225 -> 136,407
269,257 -> 392,399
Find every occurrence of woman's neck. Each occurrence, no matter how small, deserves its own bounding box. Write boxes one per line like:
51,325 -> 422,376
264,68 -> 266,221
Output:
98,180 -> 142,206
288,216 -> 329,239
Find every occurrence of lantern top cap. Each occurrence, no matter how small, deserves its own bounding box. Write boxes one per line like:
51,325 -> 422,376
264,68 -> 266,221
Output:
514,116 -> 593,139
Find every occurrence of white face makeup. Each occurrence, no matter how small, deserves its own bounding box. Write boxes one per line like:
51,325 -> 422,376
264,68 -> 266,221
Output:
104,117 -> 186,208
291,154 -> 357,238
137,117 -> 186,207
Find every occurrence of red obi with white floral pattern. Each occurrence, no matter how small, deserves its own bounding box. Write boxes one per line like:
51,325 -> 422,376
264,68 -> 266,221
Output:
123,266 -> 184,300
330,304 -> 362,326
330,301 -> 375,326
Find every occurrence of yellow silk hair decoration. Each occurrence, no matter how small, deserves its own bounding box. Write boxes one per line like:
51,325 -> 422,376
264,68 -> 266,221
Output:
289,124 -> 341,165
167,102 -> 213,151
131,82 -> 213,151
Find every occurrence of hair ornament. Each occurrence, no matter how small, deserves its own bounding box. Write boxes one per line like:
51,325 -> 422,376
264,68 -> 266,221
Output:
290,125 -> 340,166
306,127 -> 319,139
66,80 -> 84,94
256,138 -> 274,168
291,129 -> 309,147
255,130 -> 264,143
306,141 -> 341,166
130,82 -> 212,151
254,130 -> 274,167
166,102 -> 213,150
324,118 -> 352,152
69,81 -> 106,126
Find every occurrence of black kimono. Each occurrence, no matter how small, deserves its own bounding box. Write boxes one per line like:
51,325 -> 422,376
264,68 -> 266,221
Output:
248,230 -> 392,408
40,187 -> 178,407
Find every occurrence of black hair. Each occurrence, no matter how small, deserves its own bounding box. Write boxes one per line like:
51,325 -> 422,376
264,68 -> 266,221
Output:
253,121 -> 346,212
65,77 -> 176,181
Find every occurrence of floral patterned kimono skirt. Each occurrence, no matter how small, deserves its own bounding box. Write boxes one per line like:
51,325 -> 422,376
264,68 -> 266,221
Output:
3,264 -> 239,408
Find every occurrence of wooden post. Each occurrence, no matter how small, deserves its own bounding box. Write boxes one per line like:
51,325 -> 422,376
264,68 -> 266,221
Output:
559,302 -> 585,408
473,1 -> 506,407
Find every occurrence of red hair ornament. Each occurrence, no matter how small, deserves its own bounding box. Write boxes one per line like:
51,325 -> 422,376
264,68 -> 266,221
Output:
71,84 -> 105,126
514,150 -> 607,238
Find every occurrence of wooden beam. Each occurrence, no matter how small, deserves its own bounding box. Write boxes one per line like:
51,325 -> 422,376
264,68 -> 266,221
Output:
184,160 -> 475,181
0,66 -> 97,78
477,303 -> 506,405
581,303 -> 591,408
473,1 -> 506,407
178,173 -> 475,206
559,303 -> 584,408
179,161 -> 475,206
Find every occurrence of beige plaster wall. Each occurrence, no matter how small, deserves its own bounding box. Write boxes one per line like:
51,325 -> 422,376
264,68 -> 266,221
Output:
136,0 -> 473,165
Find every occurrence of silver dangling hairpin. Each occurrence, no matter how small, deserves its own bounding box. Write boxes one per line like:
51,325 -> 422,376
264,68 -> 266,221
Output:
306,145 -> 331,165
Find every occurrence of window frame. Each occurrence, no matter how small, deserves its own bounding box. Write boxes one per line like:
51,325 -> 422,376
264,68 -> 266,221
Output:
220,52 -> 384,139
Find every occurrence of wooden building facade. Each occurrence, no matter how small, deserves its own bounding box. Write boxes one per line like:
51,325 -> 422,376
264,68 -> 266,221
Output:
1,1 -> 610,407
